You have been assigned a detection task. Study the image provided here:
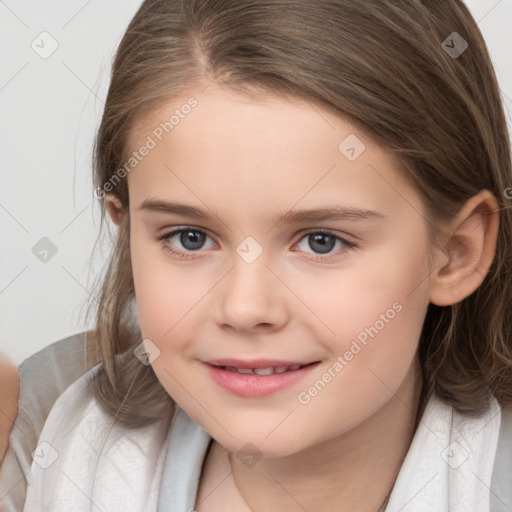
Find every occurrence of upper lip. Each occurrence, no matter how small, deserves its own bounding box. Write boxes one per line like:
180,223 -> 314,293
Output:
205,359 -> 318,369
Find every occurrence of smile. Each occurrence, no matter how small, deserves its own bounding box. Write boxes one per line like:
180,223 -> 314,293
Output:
203,361 -> 320,397
220,364 -> 309,375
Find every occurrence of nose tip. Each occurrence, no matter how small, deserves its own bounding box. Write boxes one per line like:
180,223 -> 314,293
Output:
214,257 -> 288,334
221,320 -> 276,334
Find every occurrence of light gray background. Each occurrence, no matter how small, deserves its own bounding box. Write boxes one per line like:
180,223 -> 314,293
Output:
1,0 -> 511,364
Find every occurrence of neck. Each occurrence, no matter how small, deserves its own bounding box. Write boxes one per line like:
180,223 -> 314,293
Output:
228,357 -> 423,512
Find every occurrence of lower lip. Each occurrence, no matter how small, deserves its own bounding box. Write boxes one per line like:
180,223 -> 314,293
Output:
203,362 -> 320,397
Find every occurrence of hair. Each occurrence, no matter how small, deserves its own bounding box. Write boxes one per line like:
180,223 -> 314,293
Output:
85,0 -> 512,427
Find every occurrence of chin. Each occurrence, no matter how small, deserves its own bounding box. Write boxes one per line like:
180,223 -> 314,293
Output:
213,427 -> 313,461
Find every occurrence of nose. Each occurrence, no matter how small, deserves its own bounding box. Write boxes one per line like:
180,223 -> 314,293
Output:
214,254 -> 289,334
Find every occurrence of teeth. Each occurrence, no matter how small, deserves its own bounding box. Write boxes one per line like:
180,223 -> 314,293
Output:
253,367 -> 274,376
236,367 -> 254,374
221,364 -> 305,375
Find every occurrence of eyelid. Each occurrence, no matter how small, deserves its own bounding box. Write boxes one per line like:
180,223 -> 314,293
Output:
156,226 -> 357,260
156,225 -> 215,242
294,227 -> 356,243
162,224 -> 213,235
156,226 -> 217,254
293,229 -> 357,261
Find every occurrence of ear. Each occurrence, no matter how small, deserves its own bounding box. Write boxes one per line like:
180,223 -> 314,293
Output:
429,189 -> 499,307
105,194 -> 125,226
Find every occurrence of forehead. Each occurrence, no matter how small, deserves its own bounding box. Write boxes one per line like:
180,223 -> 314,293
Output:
127,84 -> 368,160
124,84 -> 421,222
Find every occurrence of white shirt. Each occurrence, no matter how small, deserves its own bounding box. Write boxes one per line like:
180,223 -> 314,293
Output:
1,333 -> 512,511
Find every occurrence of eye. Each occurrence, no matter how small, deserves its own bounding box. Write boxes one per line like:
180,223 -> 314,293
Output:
156,227 -> 216,259
295,230 -> 356,260
156,227 -> 357,261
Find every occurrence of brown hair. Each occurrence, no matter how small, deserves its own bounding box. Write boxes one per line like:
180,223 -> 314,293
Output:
86,0 -> 512,427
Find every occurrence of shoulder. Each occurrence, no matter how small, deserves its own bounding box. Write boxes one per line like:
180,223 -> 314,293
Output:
491,407 -> 512,476
491,401 -> 512,458
23,364 -> 173,512
0,332 -> 93,511
18,331 -> 90,417
488,403 -> 512,511
15,330 -> 97,453
498,404 -> 512,435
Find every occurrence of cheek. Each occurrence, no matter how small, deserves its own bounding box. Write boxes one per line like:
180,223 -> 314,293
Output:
291,271 -> 427,447
295,235 -> 430,399
131,243 -> 207,402
130,231 -> 201,341
299,233 -> 429,345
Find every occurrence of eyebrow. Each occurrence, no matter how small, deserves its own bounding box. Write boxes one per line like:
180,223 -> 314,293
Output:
138,199 -> 385,224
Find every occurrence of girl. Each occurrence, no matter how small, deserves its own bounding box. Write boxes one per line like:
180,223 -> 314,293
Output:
3,0 -> 512,511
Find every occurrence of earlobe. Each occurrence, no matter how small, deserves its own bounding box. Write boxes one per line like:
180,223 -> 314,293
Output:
429,190 -> 499,307
105,194 -> 125,226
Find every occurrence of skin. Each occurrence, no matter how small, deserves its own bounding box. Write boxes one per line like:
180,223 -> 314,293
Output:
0,355 -> 19,463
106,83 -> 499,511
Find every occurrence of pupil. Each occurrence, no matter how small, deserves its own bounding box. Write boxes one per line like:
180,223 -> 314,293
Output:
309,233 -> 335,254
180,230 -> 205,250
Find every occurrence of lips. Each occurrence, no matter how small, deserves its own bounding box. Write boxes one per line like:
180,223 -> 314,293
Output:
206,358 -> 315,370
214,363 -> 315,376
203,359 -> 320,397
223,364 -> 304,375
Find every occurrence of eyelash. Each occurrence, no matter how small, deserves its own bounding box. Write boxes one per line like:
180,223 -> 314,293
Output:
155,227 -> 358,262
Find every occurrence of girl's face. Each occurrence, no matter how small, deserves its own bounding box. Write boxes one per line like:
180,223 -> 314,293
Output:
125,84 -> 432,457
